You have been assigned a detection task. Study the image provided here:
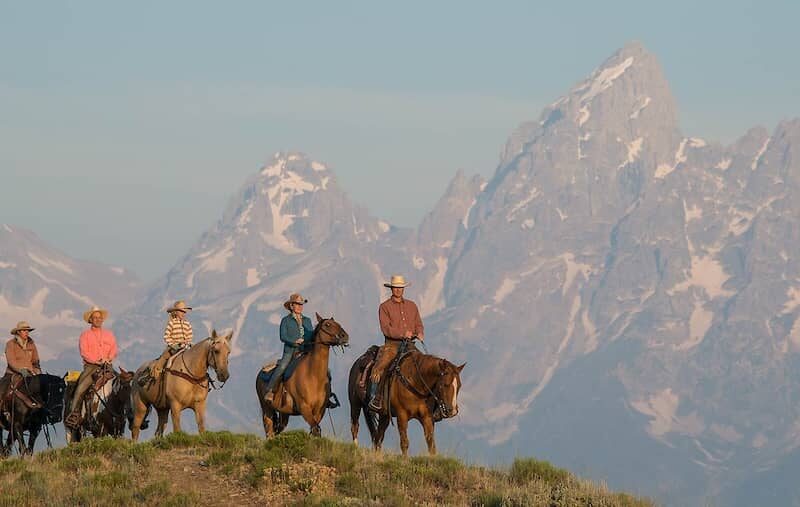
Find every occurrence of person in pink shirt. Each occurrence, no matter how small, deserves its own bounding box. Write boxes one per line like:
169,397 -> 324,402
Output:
65,305 -> 119,428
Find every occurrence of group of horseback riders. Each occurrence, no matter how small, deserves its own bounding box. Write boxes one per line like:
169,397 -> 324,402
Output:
0,273 -> 461,455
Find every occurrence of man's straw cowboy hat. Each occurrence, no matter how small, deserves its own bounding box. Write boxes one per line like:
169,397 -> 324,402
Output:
83,306 -> 109,323
284,293 -> 308,311
166,300 -> 193,314
10,321 -> 35,335
383,274 -> 410,288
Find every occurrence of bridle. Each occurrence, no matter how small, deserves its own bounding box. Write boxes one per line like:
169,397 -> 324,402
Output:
393,343 -> 457,419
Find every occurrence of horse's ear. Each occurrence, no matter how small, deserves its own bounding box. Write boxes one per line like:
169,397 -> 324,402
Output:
225,331 -> 233,342
457,363 -> 466,373
211,329 -> 218,339
316,312 -> 323,323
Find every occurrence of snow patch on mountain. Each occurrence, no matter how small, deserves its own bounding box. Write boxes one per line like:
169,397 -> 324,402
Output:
715,158 -> 732,171
187,239 -> 235,287
494,278 -> 518,304
246,268 -> 261,288
506,187 -> 541,222
419,257 -> 447,317
618,137 -> 643,169
631,389 -> 704,439
630,96 -> 651,119
751,137 -> 771,170
29,266 -> 94,307
655,138 -> 689,179
28,252 -> 75,276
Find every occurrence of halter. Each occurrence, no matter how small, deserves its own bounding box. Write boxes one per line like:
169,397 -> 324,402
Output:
314,318 -> 349,352
168,336 -> 228,391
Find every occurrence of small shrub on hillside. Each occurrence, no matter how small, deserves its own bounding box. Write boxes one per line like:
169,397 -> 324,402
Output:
510,457 -> 572,486
268,430 -> 311,458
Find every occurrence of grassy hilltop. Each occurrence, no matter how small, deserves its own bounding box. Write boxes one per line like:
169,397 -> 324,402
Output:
0,431 -> 655,506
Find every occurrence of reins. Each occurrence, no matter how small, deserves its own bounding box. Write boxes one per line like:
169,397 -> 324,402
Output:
393,343 -> 451,418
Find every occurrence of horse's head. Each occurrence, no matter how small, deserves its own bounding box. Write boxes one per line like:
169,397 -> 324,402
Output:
113,367 -> 135,429
207,329 -> 233,382
314,313 -> 350,347
433,360 -> 465,420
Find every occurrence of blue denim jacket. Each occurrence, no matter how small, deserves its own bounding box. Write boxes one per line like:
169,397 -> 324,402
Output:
279,314 -> 314,355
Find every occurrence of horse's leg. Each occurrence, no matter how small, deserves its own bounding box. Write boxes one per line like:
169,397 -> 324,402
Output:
298,401 -> 321,437
193,399 -> 206,434
131,391 -> 148,442
27,424 -> 41,455
397,411 -> 410,456
374,414 -> 390,452
170,400 -> 183,434
262,407 -> 275,439
155,408 -> 169,438
422,415 -> 436,456
350,398 -> 361,445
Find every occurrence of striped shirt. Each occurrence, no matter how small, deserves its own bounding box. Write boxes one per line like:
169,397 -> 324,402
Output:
163,317 -> 193,346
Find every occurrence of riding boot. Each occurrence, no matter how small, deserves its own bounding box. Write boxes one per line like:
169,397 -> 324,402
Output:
368,382 -> 382,412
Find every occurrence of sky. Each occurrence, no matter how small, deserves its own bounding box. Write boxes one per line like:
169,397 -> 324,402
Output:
1,0 -> 798,281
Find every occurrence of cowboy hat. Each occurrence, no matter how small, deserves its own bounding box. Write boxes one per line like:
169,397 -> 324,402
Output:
166,300 -> 193,313
383,274 -> 410,288
10,321 -> 35,335
83,305 -> 109,323
283,293 -> 308,311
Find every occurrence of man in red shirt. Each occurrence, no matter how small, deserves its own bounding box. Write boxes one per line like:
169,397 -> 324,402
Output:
65,305 -> 119,428
368,275 -> 424,412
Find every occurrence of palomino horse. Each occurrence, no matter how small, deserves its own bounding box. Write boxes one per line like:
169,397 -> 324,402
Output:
65,367 -> 135,443
256,314 -> 349,438
0,373 -> 65,455
348,341 -> 464,456
131,330 -> 232,441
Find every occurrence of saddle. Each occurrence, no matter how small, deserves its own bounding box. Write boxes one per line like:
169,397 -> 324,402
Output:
91,364 -> 116,393
2,375 -> 41,412
259,351 -> 307,385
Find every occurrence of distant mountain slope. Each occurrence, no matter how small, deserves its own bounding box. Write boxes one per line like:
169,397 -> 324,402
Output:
0,224 -> 139,365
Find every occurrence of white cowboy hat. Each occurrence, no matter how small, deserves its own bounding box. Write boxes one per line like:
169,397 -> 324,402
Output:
10,321 -> 35,335
283,293 -> 308,311
383,274 -> 410,288
166,300 -> 193,314
83,305 -> 109,323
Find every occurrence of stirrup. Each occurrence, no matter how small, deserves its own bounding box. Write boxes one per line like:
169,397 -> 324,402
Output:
326,393 -> 340,409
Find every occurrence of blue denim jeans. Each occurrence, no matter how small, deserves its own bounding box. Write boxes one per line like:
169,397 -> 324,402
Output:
265,352 -> 293,393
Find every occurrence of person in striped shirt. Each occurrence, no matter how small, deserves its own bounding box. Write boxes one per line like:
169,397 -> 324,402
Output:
151,300 -> 194,379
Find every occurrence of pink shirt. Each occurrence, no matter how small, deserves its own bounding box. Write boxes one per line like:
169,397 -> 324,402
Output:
79,327 -> 119,365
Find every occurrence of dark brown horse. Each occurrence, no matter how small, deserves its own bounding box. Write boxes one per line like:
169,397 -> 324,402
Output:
256,314 -> 349,438
348,341 -> 464,455
0,373 -> 66,455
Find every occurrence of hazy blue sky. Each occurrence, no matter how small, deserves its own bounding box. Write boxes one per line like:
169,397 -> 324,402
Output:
2,1 -> 798,281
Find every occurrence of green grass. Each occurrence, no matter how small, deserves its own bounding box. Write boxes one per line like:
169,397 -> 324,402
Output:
0,431 -> 656,506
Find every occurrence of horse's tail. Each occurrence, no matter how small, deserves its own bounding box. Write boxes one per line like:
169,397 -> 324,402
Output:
348,349 -> 380,443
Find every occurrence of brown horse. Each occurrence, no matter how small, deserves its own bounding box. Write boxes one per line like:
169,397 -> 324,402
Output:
131,330 -> 232,441
64,367 -> 135,443
348,341 -> 464,456
256,314 -> 349,438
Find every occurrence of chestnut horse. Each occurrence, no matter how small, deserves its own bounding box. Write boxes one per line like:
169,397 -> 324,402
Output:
348,341 -> 464,456
131,330 -> 232,441
256,314 -> 349,438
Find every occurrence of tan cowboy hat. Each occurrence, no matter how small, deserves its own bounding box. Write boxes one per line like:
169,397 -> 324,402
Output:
83,305 -> 109,323
166,300 -> 193,314
283,293 -> 308,311
383,274 -> 410,288
10,321 -> 35,335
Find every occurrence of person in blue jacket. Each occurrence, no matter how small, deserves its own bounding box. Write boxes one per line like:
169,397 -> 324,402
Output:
263,293 -> 314,402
